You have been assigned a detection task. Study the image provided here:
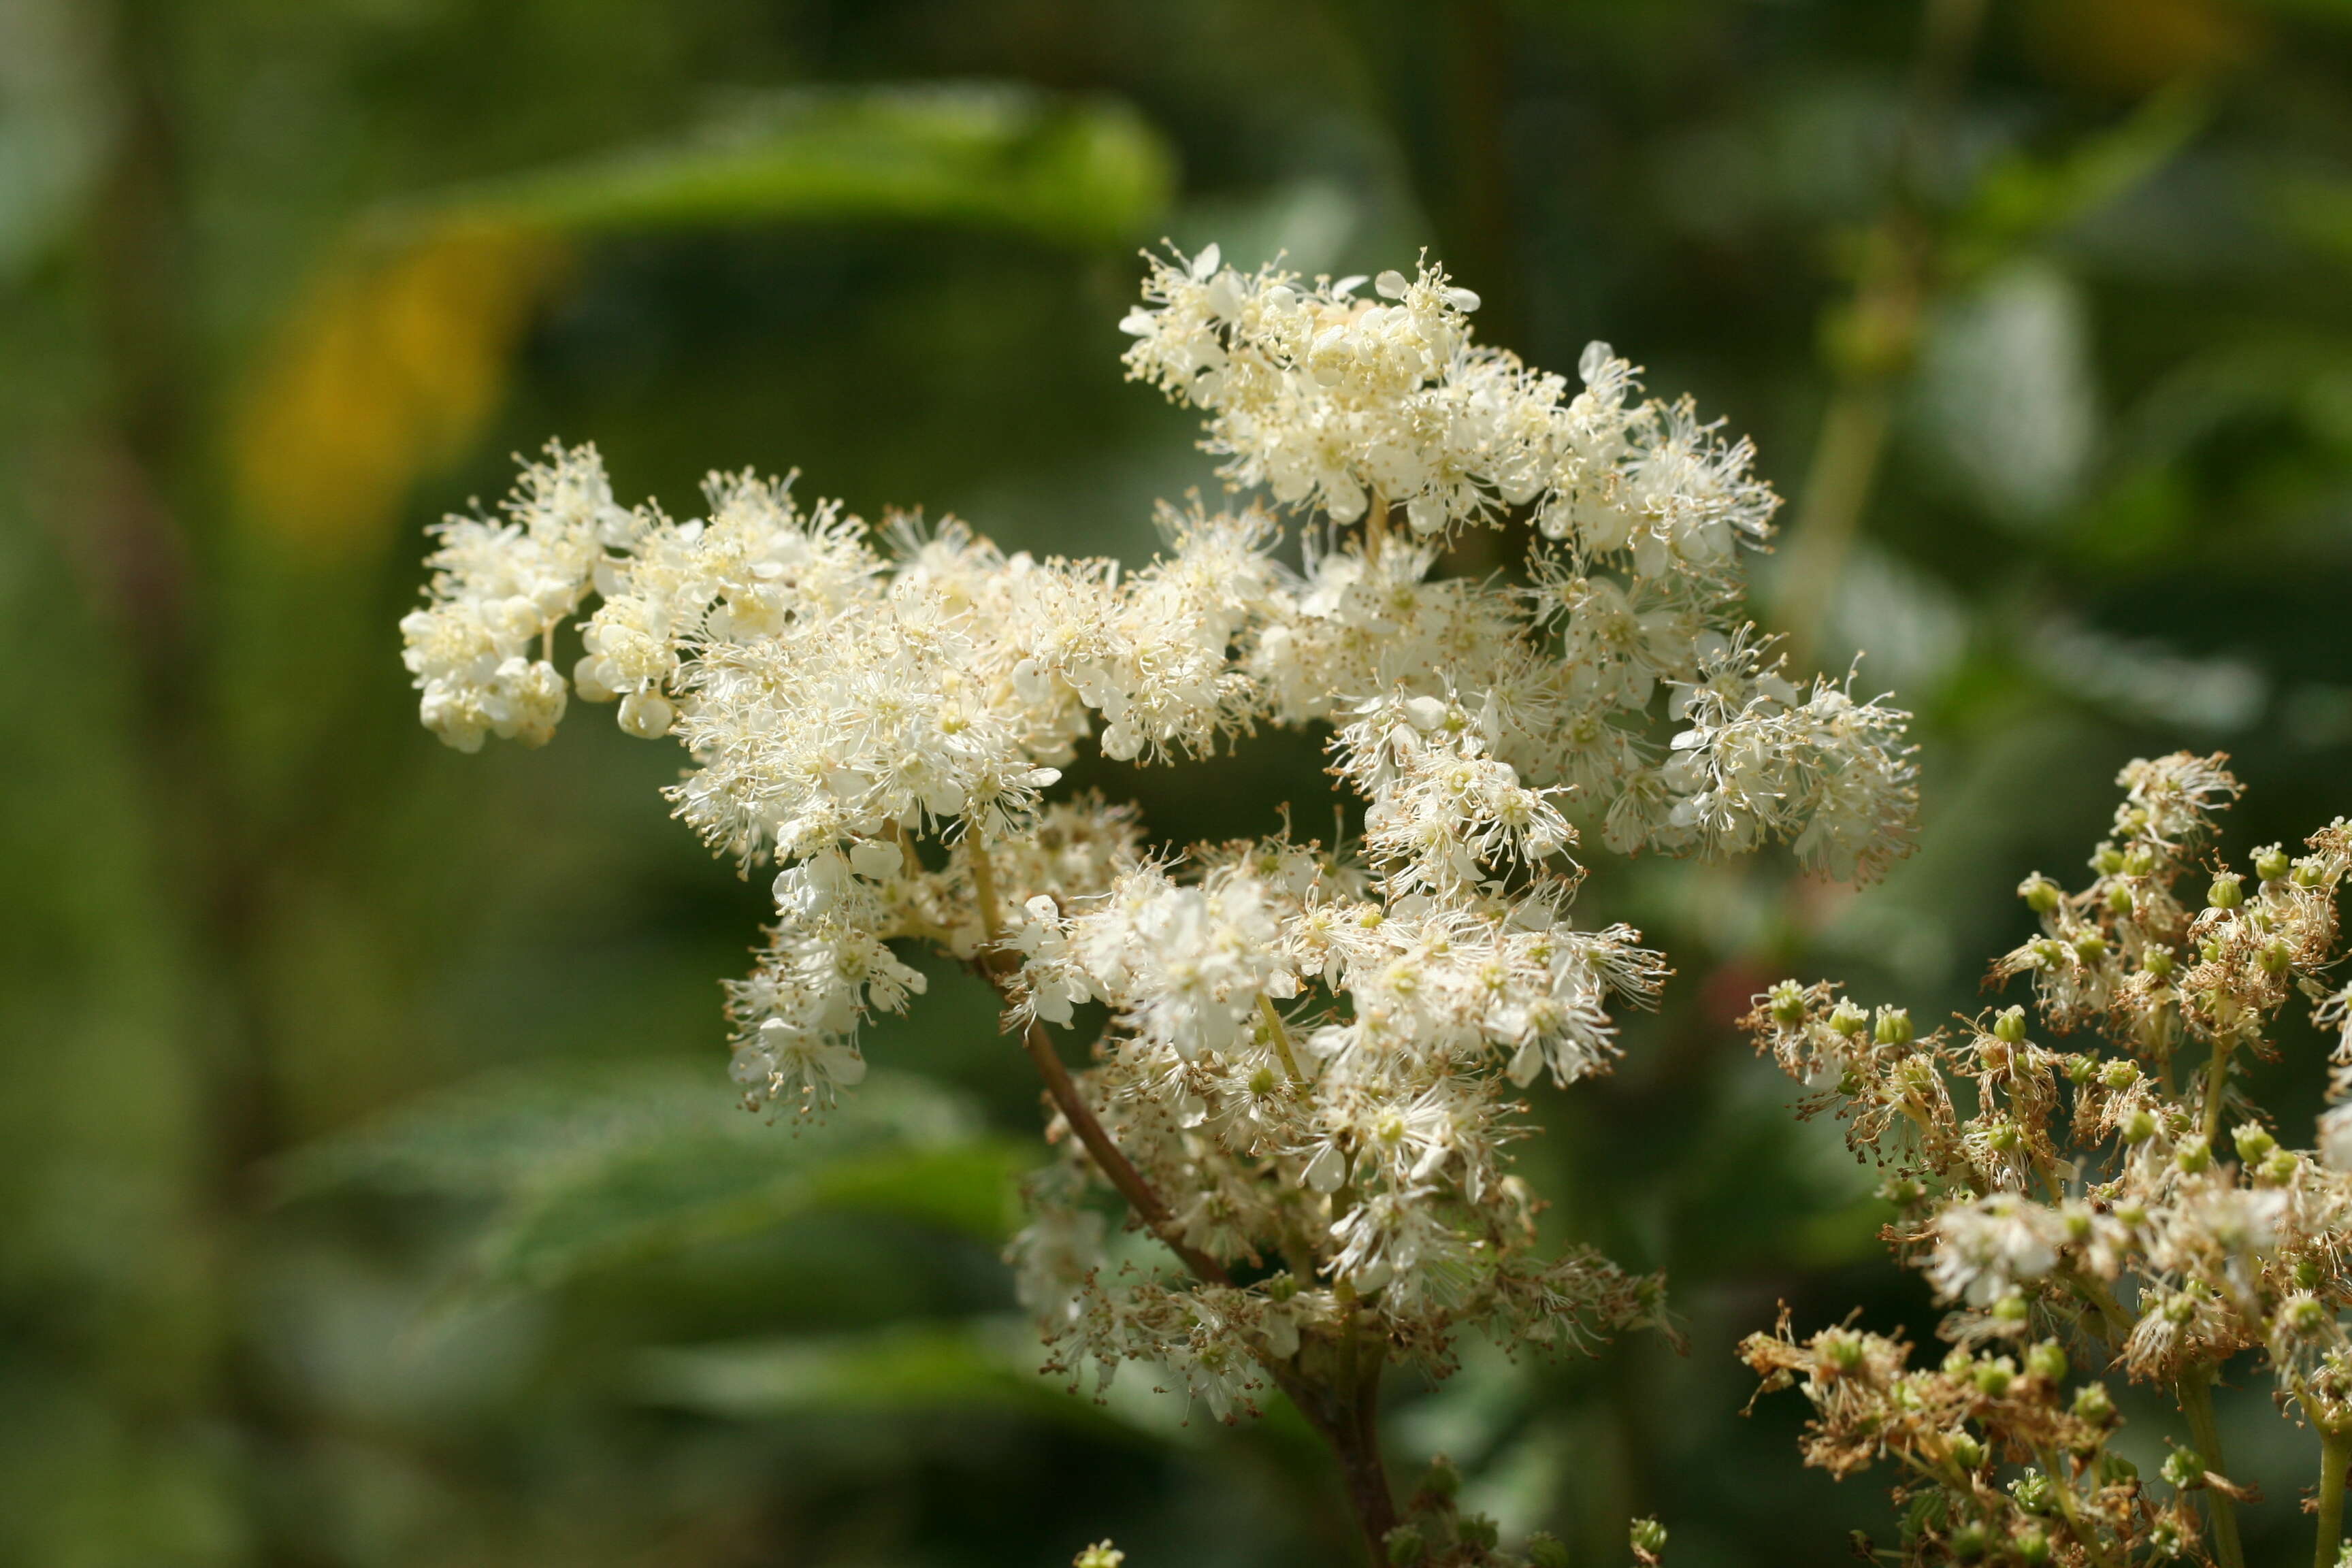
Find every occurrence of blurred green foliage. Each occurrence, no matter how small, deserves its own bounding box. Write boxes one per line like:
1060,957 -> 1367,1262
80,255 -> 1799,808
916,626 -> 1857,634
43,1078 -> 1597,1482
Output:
11,0 -> 2352,1565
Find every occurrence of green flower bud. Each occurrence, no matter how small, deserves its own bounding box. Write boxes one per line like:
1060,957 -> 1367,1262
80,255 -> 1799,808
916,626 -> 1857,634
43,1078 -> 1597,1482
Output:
2027,1341 -> 2068,1382
1525,1535 -> 1569,1568
1993,1292 -> 2032,1325
2295,1258 -> 2323,1290
2266,1149 -> 2301,1184
2123,1108 -> 2157,1144
1821,1330 -> 1867,1374
1384,1524 -> 1426,1566
2017,1526 -> 2053,1566
1947,1430 -> 1987,1469
2257,847 -> 2292,883
2161,1447 -> 2205,1488
2295,858 -> 2325,889
2106,883 -> 2135,915
2011,1469 -> 2056,1514
2235,1124 -> 2278,1163
1767,979 -> 1808,1026
2073,932 -> 2108,963
1629,1518 -> 1667,1558
1830,1000 -> 1869,1037
2123,846 -> 2155,877
2023,876 -> 2063,915
2143,945 -> 2176,978
2208,873 -> 2244,910
1950,1522 -> 1990,1561
2285,1295 -> 2328,1335
2263,938 -> 2293,975
2176,1137 -> 2211,1174
2093,846 -> 2125,875
2072,1382 -> 2117,1424
1944,1348 -> 1976,1375
1875,1008 -> 1914,1046
2067,1055 -> 2097,1085
2100,1059 -> 2140,1090
1974,1358 -> 2016,1397
1993,1007 -> 2028,1044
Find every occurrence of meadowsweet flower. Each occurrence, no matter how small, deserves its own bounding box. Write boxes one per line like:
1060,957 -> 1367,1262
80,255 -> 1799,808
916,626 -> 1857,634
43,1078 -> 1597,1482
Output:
404,246 -> 1914,1542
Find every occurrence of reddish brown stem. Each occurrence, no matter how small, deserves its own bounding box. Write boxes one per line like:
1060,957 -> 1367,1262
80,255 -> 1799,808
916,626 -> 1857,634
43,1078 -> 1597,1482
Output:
977,957 -> 1398,1556
966,841 -> 1394,1558
1007,1006 -> 1232,1286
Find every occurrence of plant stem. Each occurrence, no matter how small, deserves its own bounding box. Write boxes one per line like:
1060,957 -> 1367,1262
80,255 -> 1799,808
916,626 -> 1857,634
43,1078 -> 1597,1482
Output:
2318,1425 -> 2350,1568
2202,1034 -> 2235,1145
1286,1283 -> 1397,1559
1777,386 -> 1893,671
2179,1365 -> 2246,1568
2035,1444 -> 2123,1568
1774,0 -> 1986,670
963,840 -> 1399,1558
1259,994 -> 1306,1083
964,839 -> 1232,1284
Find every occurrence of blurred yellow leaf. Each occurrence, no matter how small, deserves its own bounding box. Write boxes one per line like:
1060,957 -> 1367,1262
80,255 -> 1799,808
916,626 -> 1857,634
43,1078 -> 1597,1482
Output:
232,84 -> 1176,561
235,225 -> 561,558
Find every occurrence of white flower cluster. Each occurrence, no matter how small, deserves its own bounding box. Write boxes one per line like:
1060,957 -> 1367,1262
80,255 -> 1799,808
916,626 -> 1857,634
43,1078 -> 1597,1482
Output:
399,451 -> 634,750
1121,247 -> 1774,556
403,246 -> 1915,1420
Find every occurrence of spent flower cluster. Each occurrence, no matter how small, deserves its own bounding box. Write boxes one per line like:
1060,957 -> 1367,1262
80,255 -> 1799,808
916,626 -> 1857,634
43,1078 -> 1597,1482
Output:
1746,754 -> 2352,1568
403,245 -> 1918,1554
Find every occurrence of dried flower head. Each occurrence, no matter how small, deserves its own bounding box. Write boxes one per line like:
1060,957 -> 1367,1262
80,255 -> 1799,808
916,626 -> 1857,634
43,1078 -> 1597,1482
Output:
1747,754 -> 2352,1568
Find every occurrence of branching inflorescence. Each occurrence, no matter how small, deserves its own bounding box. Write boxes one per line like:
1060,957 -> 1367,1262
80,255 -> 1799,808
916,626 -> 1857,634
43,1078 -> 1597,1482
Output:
1746,754 -> 2352,1568
402,246 -> 1918,1560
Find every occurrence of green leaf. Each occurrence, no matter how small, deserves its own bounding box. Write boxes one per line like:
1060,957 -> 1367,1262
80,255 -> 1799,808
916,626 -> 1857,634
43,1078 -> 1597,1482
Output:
366,83 -> 1175,249
634,1318 -> 1192,1446
280,1062 -> 1030,1297
475,1137 -> 1029,1291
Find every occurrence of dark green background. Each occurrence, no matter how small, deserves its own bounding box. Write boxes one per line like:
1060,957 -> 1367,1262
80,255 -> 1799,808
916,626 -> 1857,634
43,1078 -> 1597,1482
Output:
9,0 -> 2352,1563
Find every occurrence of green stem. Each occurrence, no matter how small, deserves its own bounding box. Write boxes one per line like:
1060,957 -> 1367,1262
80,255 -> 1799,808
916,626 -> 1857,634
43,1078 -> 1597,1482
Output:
2318,1424 -> 2350,1568
2036,1445 -> 2122,1568
2179,1365 -> 2245,1568
2202,1034 -> 2235,1145
1258,994 -> 1306,1083
1777,385 -> 1893,671
2066,1270 -> 2134,1348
